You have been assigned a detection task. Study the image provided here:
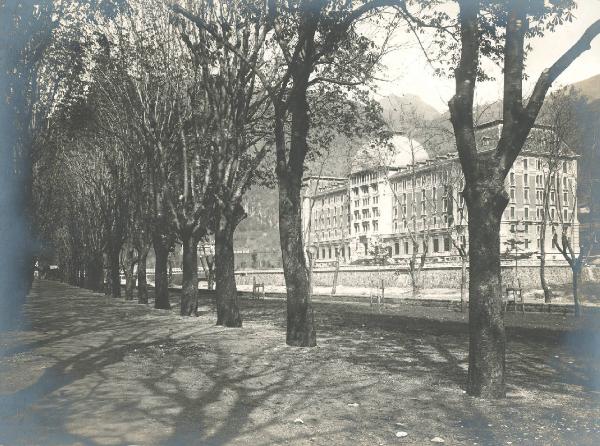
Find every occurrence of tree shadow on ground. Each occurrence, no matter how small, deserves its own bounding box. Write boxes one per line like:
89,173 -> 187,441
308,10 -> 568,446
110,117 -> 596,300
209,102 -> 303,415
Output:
1,280 -> 600,445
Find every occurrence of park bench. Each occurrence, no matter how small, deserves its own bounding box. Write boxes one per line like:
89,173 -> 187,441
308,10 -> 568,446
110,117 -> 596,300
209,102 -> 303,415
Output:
252,277 -> 265,299
504,281 -> 525,313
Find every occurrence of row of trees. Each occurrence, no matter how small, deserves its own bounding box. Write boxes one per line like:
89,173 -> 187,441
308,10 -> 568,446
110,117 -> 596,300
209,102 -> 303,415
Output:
7,0 -> 600,399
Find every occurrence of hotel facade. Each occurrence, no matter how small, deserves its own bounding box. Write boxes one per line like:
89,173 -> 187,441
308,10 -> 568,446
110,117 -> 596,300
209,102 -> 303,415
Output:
301,121 -> 579,265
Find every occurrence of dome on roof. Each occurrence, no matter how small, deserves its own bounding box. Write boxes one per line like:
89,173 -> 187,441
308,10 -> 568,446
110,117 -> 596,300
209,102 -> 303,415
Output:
351,133 -> 428,175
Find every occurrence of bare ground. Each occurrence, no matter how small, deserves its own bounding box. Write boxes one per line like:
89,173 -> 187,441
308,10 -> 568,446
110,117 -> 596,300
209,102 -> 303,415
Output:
1,280 -> 600,446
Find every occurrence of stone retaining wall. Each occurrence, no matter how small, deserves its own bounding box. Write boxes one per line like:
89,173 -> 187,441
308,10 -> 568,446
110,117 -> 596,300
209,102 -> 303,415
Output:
235,263 -> 599,290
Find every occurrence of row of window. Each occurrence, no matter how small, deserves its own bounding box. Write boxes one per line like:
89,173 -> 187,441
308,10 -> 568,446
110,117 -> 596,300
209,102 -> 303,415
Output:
506,205 -> 570,221
351,171 -> 380,185
392,170 -> 454,192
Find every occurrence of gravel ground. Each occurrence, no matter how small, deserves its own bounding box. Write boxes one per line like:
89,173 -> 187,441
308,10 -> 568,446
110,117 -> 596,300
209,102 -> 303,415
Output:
1,280 -> 600,445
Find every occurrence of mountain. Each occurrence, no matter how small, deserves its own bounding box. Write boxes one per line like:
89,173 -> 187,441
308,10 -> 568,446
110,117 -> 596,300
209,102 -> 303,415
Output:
379,93 -> 442,128
570,74 -> 600,101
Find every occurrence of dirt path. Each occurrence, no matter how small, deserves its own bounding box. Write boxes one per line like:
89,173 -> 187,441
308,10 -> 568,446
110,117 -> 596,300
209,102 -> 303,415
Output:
1,280 -> 600,445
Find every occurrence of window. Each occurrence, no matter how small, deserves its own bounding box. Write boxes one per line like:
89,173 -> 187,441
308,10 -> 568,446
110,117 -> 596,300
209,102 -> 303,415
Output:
524,173 -> 529,185
525,239 -> 529,249
510,206 -> 515,218
373,221 -> 379,232
564,208 -> 568,220
524,207 -> 529,219
404,241 -> 409,254
444,237 -> 451,252
537,159 -> 542,170
563,161 -> 568,173
523,158 -> 528,170
328,247 -> 332,258
510,188 -> 515,202
510,172 -> 515,185
433,238 -> 440,253
524,188 -> 530,203
322,248 -> 326,258
563,191 -> 568,204
394,242 -> 400,255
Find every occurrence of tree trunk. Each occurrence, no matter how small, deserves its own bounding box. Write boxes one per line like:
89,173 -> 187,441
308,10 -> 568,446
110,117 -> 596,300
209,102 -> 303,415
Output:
85,256 -> 104,292
465,184 -> 507,398
123,246 -> 136,300
573,268 -> 581,317
215,219 -> 242,327
409,264 -> 421,298
103,252 -> 109,295
153,234 -> 170,310
108,246 -> 121,298
137,248 -> 149,304
308,252 -> 314,296
331,258 -> 340,295
180,233 -> 199,316
460,256 -> 467,312
207,260 -> 215,291
278,174 -> 316,346
540,208 -> 552,303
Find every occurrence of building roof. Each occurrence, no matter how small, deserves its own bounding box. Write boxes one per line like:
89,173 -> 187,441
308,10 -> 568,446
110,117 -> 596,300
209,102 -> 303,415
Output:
350,133 -> 429,175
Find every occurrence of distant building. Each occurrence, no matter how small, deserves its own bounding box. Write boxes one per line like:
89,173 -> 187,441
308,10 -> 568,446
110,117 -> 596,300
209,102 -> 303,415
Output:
302,121 -> 579,265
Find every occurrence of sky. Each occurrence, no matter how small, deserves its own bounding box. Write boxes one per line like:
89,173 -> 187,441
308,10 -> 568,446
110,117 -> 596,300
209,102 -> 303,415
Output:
373,0 -> 600,113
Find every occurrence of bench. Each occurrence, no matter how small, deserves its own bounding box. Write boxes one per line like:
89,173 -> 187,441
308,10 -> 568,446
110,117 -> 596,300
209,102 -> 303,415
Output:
252,277 -> 265,299
505,285 -> 525,313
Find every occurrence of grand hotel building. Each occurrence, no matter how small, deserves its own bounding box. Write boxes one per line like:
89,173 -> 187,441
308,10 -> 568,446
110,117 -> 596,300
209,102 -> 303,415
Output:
301,121 -> 579,264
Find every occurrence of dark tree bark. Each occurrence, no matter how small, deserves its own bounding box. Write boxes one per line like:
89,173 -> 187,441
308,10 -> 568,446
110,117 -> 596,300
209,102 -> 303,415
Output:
540,179 -> 553,303
137,247 -> 149,304
153,232 -> 170,310
331,258 -> 340,295
277,153 -> 315,346
180,232 -> 199,316
108,245 -> 121,298
572,268 -> 581,317
460,254 -> 467,312
464,178 -> 507,398
85,255 -> 104,292
123,244 -> 136,300
448,0 -> 599,398
215,217 -> 242,327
